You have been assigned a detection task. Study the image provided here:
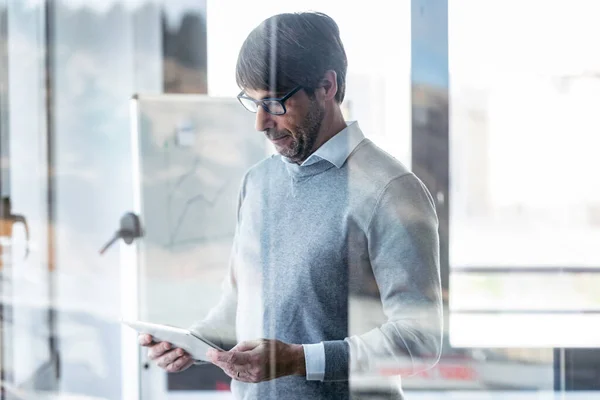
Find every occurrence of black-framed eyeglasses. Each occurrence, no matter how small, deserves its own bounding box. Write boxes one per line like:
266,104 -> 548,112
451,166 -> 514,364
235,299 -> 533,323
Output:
237,85 -> 303,116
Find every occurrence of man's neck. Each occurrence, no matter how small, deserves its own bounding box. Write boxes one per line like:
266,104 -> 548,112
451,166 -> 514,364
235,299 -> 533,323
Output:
297,107 -> 347,164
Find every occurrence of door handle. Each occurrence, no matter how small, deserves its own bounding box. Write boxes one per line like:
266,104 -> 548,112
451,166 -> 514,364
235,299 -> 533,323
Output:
99,212 -> 144,255
1,197 -> 30,260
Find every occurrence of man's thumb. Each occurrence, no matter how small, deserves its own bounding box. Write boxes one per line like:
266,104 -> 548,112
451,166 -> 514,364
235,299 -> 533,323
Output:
231,339 -> 263,352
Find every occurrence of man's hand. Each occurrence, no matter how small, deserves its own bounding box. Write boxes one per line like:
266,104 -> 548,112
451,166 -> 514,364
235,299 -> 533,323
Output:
138,334 -> 194,373
207,339 -> 306,383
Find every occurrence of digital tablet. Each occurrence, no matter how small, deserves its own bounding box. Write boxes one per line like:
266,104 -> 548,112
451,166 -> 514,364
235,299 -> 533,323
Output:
122,319 -> 224,362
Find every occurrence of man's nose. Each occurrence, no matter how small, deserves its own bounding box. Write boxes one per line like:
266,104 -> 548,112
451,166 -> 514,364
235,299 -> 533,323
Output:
255,106 -> 275,132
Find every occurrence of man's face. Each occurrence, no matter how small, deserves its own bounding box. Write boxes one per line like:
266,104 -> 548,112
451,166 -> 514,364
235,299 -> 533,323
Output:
243,87 -> 325,164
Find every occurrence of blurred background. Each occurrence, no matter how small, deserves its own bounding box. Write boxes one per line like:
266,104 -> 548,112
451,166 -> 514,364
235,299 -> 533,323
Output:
1,0 -> 599,399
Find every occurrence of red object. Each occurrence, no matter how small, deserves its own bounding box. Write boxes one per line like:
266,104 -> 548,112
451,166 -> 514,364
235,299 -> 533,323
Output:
438,365 -> 477,381
379,364 -> 477,381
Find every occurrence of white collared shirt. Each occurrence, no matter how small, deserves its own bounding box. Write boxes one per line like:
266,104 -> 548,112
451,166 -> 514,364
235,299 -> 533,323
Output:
280,121 -> 365,169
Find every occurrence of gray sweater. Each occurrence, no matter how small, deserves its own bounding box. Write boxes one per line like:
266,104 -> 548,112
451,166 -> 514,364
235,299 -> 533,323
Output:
192,127 -> 442,399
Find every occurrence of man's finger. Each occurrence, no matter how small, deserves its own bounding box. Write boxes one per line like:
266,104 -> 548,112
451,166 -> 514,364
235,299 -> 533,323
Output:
157,348 -> 185,369
210,350 -> 251,366
148,341 -> 171,360
233,368 -> 245,381
231,340 -> 262,352
138,334 -> 154,346
167,354 -> 193,372
211,350 -> 236,364
206,348 -> 221,360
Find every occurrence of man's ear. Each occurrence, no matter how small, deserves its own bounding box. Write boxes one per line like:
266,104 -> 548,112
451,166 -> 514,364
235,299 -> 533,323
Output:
318,70 -> 338,101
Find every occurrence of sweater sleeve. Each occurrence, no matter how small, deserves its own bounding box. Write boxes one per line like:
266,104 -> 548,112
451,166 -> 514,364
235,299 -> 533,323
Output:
188,172 -> 249,349
323,173 -> 443,381
188,260 -> 237,350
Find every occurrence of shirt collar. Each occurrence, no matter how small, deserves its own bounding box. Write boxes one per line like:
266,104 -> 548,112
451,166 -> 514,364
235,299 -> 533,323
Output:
281,121 -> 365,168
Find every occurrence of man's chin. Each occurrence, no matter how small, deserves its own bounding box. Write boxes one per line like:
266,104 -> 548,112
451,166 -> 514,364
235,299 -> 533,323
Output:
278,150 -> 302,163
275,143 -> 301,161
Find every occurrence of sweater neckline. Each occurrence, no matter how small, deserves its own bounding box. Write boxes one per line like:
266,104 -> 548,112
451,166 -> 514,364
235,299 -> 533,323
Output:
284,157 -> 336,180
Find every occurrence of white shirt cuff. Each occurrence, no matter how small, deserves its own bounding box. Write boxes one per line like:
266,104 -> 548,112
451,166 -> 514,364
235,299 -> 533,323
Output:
302,343 -> 325,381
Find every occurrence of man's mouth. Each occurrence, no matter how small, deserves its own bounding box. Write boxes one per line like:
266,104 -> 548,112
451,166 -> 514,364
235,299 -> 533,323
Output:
270,135 -> 290,143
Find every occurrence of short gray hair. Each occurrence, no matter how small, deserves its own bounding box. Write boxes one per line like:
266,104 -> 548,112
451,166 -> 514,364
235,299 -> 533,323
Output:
236,12 -> 348,103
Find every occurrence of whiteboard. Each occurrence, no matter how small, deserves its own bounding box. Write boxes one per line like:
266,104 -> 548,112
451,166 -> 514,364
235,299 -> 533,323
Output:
130,94 -> 268,324
124,94 -> 268,400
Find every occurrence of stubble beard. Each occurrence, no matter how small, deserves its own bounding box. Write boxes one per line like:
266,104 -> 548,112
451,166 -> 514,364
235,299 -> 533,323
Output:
279,100 -> 325,164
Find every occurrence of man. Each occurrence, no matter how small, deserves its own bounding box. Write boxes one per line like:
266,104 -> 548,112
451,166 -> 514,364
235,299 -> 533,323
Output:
140,11 -> 442,399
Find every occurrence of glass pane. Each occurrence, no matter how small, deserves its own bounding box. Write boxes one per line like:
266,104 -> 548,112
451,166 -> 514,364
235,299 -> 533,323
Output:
15,0 -> 600,397
449,0 -> 600,351
38,1 -> 160,399
131,2 -> 413,399
450,0 -> 600,269
132,95 -> 268,398
1,0 -> 54,395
